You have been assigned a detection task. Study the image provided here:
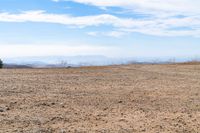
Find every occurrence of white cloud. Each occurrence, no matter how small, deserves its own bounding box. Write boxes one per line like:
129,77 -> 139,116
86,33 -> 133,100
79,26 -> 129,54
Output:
0,10 -> 200,37
87,31 -> 127,38
0,10 -> 124,27
106,31 -> 127,37
87,32 -> 98,36
54,0 -> 200,15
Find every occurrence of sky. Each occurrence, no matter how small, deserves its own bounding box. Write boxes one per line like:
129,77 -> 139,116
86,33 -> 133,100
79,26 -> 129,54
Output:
0,0 -> 200,61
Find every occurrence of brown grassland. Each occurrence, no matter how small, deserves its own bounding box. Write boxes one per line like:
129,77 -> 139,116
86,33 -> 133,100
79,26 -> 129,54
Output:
0,64 -> 200,133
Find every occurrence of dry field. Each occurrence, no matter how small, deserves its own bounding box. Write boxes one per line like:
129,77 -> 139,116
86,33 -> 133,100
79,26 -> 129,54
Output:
0,64 -> 200,133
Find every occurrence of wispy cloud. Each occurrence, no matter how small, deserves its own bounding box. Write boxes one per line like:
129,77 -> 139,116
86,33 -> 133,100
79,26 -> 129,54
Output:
53,0 -> 200,15
0,10 -> 121,27
87,31 -> 127,38
0,10 -> 200,37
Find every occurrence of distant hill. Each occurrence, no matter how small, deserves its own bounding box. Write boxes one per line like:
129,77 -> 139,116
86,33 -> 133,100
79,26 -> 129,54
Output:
3,55 -> 134,68
4,64 -> 33,69
3,55 -> 196,68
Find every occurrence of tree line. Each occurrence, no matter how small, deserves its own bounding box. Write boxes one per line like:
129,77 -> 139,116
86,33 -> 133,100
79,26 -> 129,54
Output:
0,59 -> 3,68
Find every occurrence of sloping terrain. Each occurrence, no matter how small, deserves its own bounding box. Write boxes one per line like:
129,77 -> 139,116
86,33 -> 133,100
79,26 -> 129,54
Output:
0,64 -> 200,133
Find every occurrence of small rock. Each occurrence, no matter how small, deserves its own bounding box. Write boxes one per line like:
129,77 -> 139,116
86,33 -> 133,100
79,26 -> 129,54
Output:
51,102 -> 55,105
0,106 -> 9,112
118,100 -> 123,103
103,107 -> 108,110
0,107 -> 5,112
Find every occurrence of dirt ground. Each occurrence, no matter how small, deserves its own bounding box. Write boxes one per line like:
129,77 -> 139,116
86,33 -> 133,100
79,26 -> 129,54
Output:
0,64 -> 200,133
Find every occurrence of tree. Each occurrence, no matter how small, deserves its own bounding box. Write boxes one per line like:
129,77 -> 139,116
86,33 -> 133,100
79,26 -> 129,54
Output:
60,60 -> 68,67
0,59 -> 3,68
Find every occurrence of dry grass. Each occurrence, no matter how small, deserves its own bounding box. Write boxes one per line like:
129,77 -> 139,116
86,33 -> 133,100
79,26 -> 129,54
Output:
0,64 -> 200,133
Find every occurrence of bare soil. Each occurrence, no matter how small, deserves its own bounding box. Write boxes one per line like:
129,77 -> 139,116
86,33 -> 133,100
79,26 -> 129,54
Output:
0,64 -> 200,133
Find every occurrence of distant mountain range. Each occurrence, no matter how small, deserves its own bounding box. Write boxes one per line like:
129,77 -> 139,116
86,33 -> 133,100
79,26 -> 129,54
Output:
3,55 -> 196,68
3,64 -> 33,69
3,55 -> 135,68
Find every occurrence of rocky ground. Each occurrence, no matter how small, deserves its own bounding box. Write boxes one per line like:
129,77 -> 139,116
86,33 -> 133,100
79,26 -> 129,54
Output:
0,64 -> 200,133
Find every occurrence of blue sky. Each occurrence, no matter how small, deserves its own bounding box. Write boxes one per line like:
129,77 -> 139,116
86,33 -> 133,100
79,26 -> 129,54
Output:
0,0 -> 200,61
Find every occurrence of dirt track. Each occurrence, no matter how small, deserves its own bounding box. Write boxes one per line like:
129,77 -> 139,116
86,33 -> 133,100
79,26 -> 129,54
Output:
0,64 -> 200,133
